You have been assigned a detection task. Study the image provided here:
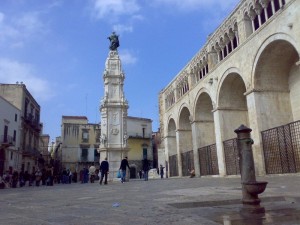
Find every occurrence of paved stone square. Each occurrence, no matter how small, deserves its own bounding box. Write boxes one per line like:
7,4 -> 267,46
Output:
0,175 -> 300,225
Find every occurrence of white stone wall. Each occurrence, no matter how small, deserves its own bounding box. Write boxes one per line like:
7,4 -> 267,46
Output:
159,0 -> 300,177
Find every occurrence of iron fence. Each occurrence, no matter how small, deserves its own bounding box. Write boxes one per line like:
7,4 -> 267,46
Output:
181,150 -> 194,176
169,154 -> 178,177
198,144 -> 219,176
262,120 -> 300,174
223,138 -> 240,175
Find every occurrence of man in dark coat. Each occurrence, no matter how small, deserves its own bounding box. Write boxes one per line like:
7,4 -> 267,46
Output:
142,158 -> 149,181
99,158 -> 109,185
119,156 -> 130,183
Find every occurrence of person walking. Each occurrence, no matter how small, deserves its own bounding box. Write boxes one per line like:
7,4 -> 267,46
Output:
119,156 -> 130,183
35,169 -> 42,186
142,158 -> 149,181
159,164 -> 165,179
99,158 -> 109,185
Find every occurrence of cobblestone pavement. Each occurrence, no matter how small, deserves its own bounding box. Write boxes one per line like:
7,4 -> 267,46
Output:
0,174 -> 300,225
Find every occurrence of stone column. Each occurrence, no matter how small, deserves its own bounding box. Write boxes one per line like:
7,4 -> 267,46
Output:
176,130 -> 183,177
191,121 -> 200,177
245,91 -> 266,176
213,109 -> 226,176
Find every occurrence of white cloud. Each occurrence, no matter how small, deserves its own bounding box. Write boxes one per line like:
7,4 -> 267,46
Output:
113,24 -> 133,34
119,50 -> 137,65
0,58 -> 55,101
0,11 -> 48,48
14,12 -> 44,35
0,12 -> 4,23
152,0 -> 239,12
91,0 -> 140,21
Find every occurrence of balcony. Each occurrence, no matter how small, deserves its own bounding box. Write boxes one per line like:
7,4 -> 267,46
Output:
24,113 -> 34,123
22,145 -> 40,157
128,133 -> 151,139
0,135 -> 15,147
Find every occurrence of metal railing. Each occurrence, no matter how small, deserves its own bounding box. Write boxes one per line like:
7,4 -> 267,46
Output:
198,144 -> 219,176
223,138 -> 240,175
169,154 -> 178,177
181,150 -> 194,176
262,120 -> 300,174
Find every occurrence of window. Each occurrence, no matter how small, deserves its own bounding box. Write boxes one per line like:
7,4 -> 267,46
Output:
15,114 -> 17,122
94,149 -> 100,161
143,148 -> 147,159
13,130 -> 16,142
4,125 -> 8,142
81,149 -> 88,161
142,128 -> 145,138
82,130 -> 89,142
24,99 -> 29,117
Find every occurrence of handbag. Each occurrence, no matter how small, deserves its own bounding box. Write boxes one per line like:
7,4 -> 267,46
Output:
117,170 -> 121,178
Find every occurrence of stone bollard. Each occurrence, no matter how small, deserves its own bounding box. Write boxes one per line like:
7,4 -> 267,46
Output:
234,124 -> 267,205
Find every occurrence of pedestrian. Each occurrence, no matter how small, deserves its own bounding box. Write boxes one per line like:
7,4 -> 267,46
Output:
19,170 -> 25,187
24,171 -> 30,186
30,171 -> 35,186
35,169 -> 42,186
62,168 -> 68,184
41,168 -> 47,185
84,167 -> 89,183
89,165 -> 96,183
73,171 -> 77,183
142,158 -> 149,181
188,168 -> 195,178
12,171 -> 18,188
138,170 -> 142,179
119,156 -> 130,183
160,165 -> 165,179
99,157 -> 109,185
80,168 -> 84,183
68,170 -> 72,184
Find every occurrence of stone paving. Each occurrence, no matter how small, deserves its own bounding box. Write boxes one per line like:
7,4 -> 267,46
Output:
0,174 -> 300,225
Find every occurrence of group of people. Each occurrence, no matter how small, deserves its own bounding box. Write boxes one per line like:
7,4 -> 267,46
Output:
98,156 -> 131,185
0,166 -> 56,189
97,155 -> 167,185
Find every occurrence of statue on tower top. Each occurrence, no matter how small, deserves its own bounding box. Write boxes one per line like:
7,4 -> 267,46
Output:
108,32 -> 120,51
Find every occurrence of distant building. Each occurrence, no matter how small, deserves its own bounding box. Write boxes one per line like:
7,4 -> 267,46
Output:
39,134 -> 50,169
0,96 -> 21,175
0,83 -> 47,174
126,116 -> 152,178
59,115 -> 153,179
60,116 -> 101,173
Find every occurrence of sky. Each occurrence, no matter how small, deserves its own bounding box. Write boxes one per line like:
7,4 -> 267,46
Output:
0,0 -> 240,142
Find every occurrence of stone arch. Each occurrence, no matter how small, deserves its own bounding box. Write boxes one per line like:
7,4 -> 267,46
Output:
166,117 -> 179,177
217,68 -> 248,140
252,34 -> 300,130
177,106 -> 193,176
194,89 -> 216,148
166,117 -> 177,156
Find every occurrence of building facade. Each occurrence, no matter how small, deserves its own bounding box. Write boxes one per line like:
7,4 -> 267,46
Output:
127,116 -> 152,178
60,116 -> 101,173
0,83 -> 45,174
159,0 -> 300,177
0,96 -> 21,176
